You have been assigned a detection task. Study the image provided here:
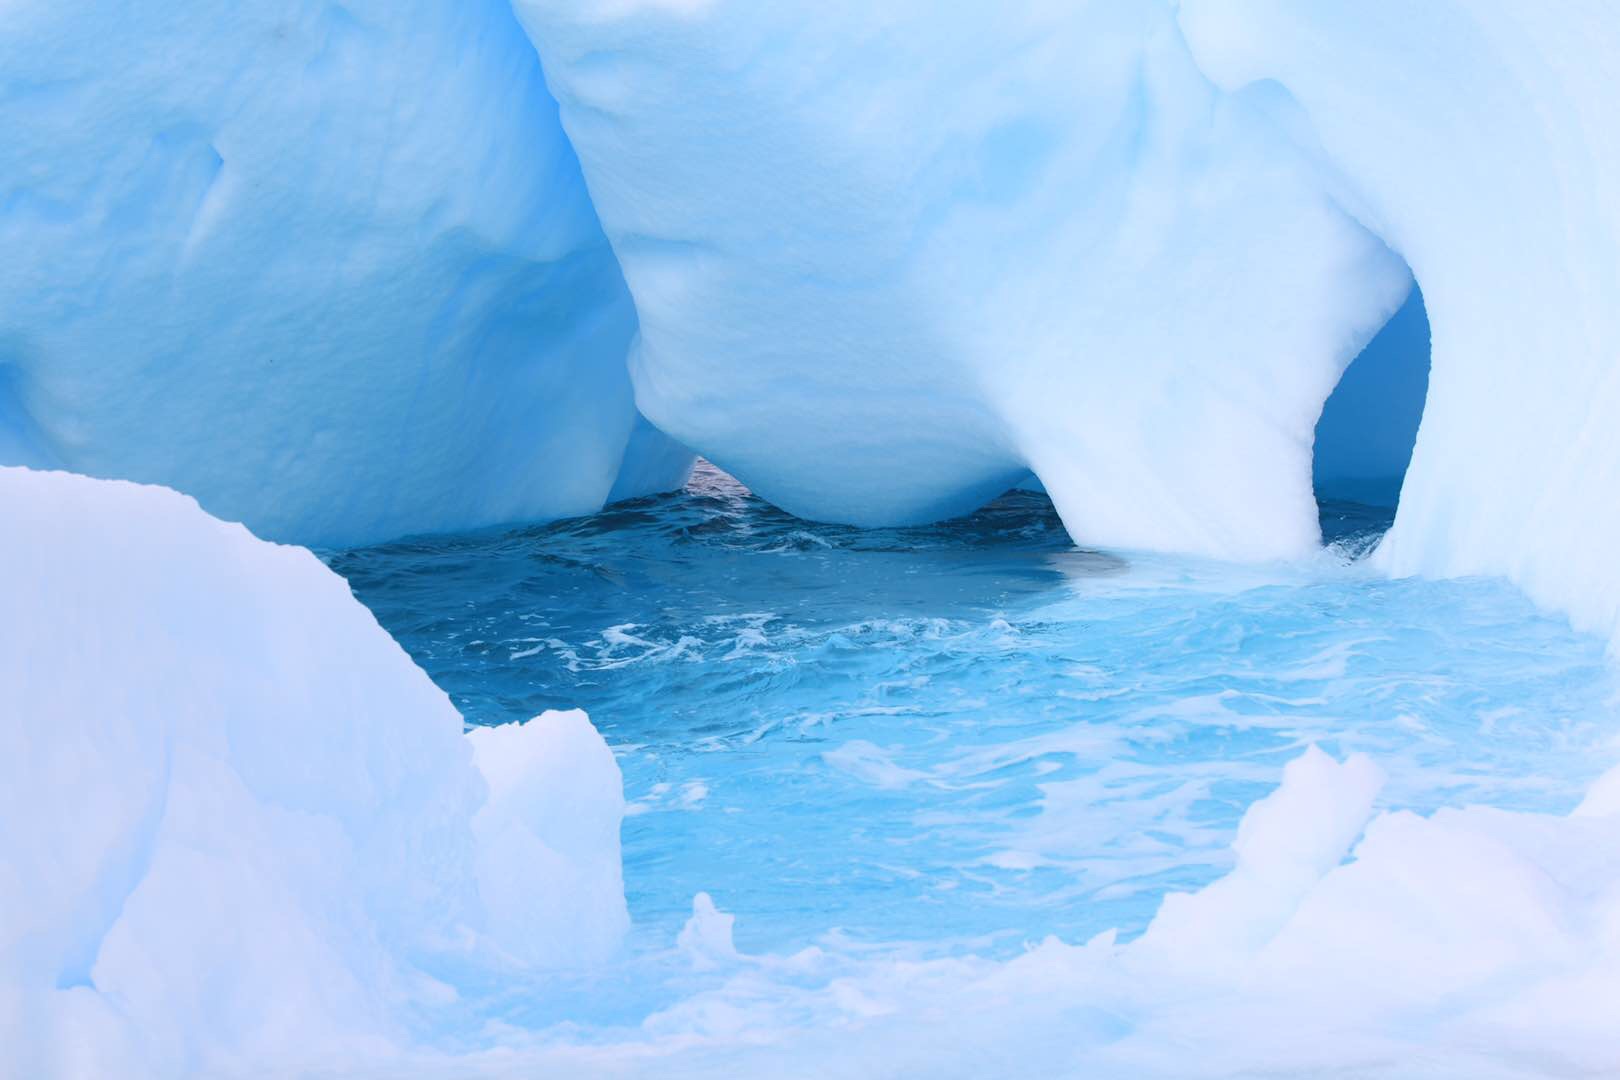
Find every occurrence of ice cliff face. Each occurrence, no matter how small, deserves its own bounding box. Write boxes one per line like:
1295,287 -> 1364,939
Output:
0,0 -> 690,547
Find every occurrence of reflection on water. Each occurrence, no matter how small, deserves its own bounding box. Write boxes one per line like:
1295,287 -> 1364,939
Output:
328,463 -> 1616,963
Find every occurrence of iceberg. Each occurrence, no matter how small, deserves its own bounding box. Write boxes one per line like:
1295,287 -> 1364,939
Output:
0,0 -> 690,548
0,467 -> 627,1077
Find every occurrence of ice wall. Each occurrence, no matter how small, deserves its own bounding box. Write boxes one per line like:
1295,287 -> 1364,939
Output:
0,467 -> 627,1077
513,0 -> 1411,560
0,0 -> 690,548
1177,1 -> 1620,648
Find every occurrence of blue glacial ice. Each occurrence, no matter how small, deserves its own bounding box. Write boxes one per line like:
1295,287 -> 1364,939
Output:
0,0 -> 690,547
1175,0 -> 1620,650
4,0 -> 1618,646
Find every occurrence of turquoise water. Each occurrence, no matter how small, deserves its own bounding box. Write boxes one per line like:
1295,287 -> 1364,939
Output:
328,464 -> 1616,972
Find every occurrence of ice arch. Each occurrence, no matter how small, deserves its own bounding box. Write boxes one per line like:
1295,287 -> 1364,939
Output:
513,0 -> 1410,562
1178,0 -> 1620,649
514,0 -> 1620,649
1312,284 -> 1431,510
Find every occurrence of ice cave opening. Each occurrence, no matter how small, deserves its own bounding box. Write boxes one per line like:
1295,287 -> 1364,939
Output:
1312,282 -> 1431,546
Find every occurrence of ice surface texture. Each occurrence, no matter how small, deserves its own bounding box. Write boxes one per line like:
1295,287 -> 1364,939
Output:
0,0 -> 691,547
0,468 -> 626,1076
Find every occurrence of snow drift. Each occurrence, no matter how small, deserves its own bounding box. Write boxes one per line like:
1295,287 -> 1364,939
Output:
0,467 -> 627,1077
0,0 -> 690,548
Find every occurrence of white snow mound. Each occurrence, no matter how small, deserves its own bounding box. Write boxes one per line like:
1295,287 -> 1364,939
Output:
0,467 -> 628,1078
